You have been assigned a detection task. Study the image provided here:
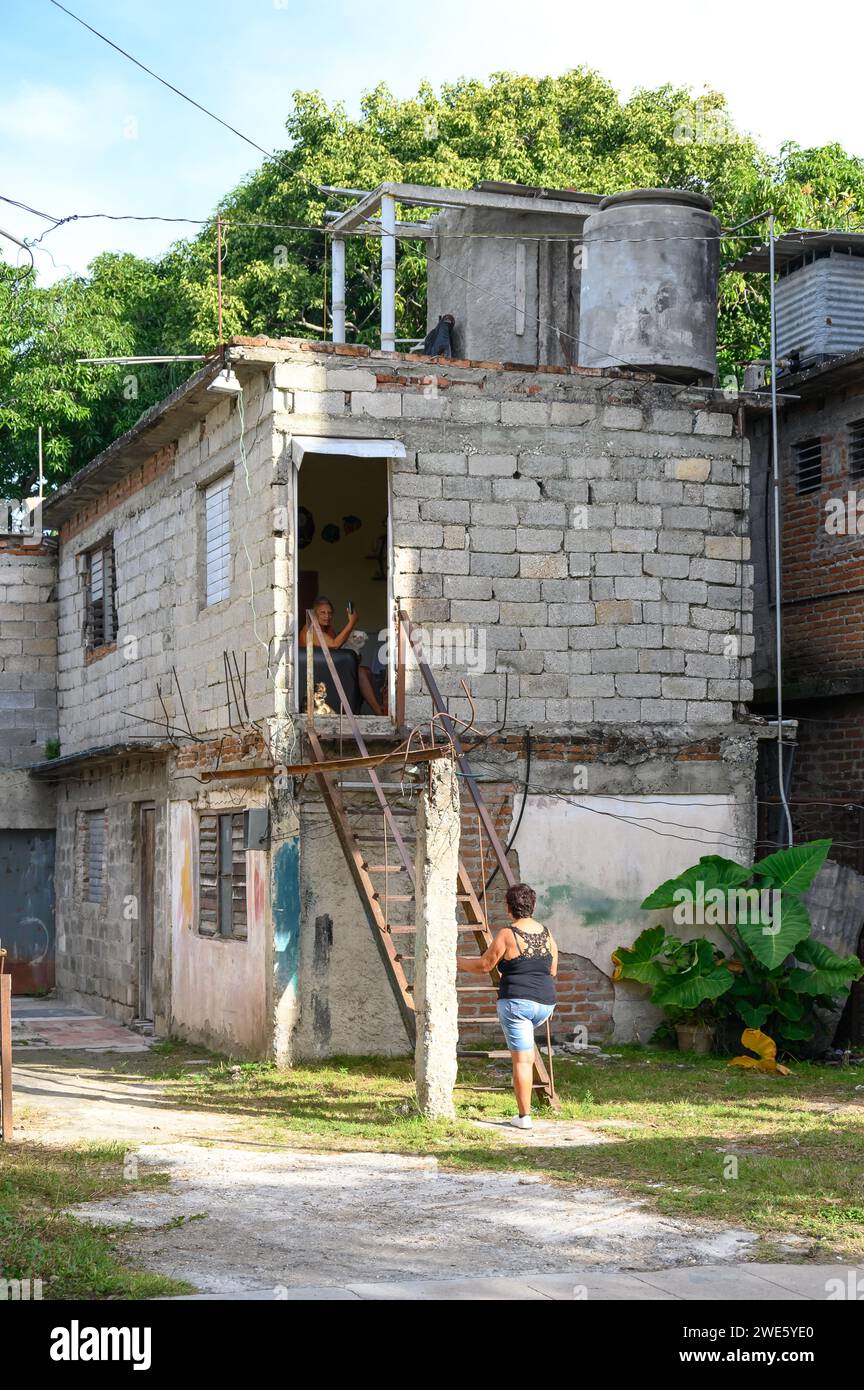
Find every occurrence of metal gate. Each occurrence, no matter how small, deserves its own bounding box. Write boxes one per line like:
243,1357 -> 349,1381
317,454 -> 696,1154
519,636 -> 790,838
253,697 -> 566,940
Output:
0,830 -> 56,993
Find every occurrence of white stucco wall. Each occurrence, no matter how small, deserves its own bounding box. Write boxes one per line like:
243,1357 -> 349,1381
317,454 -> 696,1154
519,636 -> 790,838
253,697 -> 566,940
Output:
513,793 -> 747,1041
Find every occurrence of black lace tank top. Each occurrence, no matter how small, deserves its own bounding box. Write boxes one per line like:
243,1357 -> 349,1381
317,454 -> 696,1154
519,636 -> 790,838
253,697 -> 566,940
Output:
497,924 -> 556,1005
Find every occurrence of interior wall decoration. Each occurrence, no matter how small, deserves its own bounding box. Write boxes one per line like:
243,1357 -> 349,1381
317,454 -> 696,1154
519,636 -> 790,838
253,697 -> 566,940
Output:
297,506 -> 315,550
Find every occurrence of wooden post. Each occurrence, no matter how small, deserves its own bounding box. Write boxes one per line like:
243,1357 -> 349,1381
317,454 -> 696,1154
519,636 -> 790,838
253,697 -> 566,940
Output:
0,970 -> 12,1141
306,612 -> 314,729
395,604 -> 406,731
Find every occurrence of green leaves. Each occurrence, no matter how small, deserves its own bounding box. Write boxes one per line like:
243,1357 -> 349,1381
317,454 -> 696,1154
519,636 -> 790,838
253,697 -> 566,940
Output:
752,840 -> 832,894
612,925 -> 667,987
632,839 -> 863,1055
788,938 -> 864,997
640,855 -> 751,909
613,926 -> 734,1016
734,894 -> 812,970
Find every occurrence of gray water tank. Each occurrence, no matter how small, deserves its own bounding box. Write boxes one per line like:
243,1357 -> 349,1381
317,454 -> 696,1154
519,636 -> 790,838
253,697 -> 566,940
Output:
578,189 -> 720,382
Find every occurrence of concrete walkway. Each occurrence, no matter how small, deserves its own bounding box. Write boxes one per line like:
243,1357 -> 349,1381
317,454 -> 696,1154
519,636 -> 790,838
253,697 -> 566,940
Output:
169,1264 -> 860,1300
12,997 -> 151,1052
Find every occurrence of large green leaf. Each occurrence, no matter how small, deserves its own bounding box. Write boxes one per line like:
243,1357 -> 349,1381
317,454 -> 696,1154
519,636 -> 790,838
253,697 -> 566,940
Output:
788,938 -> 864,996
735,895 -> 811,969
752,840 -> 831,893
773,1018 -> 815,1042
612,925 -> 667,987
641,855 -> 752,910
652,959 -> 734,1011
737,1002 -> 773,1028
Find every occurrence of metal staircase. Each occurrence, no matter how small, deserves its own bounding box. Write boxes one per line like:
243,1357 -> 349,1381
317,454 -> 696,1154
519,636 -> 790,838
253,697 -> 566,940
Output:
301,610 -> 557,1107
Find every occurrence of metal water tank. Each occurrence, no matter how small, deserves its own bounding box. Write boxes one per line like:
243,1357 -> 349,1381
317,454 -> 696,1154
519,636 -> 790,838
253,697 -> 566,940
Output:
578,189 -> 720,382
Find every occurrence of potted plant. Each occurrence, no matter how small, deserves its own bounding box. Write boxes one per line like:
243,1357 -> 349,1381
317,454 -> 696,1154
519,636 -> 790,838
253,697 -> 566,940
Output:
618,839 -> 864,1059
612,927 -> 734,1054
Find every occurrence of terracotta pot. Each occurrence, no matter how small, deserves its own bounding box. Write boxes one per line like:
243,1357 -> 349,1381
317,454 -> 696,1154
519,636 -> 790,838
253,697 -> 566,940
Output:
676,1023 -> 714,1055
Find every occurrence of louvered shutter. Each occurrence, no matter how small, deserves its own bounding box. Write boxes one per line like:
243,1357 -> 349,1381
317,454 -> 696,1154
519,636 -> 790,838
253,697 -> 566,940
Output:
198,812 -> 246,938
205,475 -> 231,605
199,815 -> 219,935
87,542 -> 117,646
85,810 -> 107,903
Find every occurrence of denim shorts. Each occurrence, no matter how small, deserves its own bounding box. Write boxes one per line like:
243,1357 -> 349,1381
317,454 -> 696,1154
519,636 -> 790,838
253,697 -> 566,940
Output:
496,998 -> 555,1052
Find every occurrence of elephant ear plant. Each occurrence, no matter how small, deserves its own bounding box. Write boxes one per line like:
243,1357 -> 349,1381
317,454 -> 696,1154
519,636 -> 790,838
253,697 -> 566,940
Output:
614,839 -> 864,1056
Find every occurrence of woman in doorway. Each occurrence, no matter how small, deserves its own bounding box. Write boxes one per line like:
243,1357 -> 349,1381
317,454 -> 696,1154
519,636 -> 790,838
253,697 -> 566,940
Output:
299,595 -> 384,715
299,595 -> 357,650
456,882 -> 557,1129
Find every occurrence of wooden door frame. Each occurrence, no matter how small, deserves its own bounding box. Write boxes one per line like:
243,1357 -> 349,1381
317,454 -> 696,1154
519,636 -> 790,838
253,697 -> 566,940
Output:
137,803 -> 156,1024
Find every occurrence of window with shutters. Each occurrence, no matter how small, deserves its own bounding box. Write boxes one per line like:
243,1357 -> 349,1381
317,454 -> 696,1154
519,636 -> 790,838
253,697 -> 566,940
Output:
793,438 -> 823,495
198,812 -> 247,939
86,539 -> 117,648
848,419 -> 864,479
204,474 -> 231,605
79,809 -> 107,904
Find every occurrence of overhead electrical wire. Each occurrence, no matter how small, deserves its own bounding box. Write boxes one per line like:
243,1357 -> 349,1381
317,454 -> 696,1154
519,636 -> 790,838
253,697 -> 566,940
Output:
47,0 -> 273,159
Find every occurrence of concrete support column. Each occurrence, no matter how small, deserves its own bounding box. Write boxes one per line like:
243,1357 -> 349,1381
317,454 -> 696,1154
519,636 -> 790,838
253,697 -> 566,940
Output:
331,237 -> 346,344
269,717 -> 302,1066
380,193 -> 397,352
414,752 -> 460,1117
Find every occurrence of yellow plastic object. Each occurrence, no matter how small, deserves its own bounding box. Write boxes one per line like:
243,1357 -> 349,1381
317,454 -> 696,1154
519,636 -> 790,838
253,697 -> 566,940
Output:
728,1028 -> 792,1075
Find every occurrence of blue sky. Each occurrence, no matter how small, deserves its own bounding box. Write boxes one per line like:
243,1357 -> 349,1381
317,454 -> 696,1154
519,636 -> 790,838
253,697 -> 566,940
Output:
2,0 -> 861,282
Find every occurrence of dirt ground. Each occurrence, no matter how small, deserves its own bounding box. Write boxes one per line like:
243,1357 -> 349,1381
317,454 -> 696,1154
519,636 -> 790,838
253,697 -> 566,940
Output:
14,1052 -> 765,1295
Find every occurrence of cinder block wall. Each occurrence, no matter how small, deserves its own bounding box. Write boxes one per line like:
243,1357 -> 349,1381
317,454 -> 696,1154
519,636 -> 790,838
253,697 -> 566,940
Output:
0,538 -> 57,829
54,369 -> 278,757
53,758 -> 170,1026
248,338 -> 753,730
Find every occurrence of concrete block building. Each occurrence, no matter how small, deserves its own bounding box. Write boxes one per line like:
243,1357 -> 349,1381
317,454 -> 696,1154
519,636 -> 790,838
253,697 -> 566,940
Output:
0,183 -> 762,1060
10,331 -> 757,1059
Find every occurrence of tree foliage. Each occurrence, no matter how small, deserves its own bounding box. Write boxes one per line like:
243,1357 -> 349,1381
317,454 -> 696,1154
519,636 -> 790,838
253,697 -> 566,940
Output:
3,69 -> 864,493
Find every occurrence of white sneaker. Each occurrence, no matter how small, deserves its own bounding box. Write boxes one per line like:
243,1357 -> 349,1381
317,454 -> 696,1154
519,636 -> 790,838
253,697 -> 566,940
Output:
509,1115 -> 533,1130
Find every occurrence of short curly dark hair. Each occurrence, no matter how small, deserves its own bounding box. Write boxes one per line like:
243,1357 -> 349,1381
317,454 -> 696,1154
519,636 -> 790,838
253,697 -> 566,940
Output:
505,882 -> 536,920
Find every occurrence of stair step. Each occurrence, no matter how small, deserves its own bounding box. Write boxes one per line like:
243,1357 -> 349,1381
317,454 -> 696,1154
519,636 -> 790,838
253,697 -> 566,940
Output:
364,864 -> 409,873
373,893 -> 413,902
456,985 -> 496,992
458,1049 -> 511,1059
458,1016 -> 502,1024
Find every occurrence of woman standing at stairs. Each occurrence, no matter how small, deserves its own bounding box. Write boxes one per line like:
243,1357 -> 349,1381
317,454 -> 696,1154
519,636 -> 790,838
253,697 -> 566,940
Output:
456,882 -> 557,1129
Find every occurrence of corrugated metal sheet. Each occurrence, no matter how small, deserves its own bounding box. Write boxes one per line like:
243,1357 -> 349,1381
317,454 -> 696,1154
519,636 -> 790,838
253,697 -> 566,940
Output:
777,254 -> 864,362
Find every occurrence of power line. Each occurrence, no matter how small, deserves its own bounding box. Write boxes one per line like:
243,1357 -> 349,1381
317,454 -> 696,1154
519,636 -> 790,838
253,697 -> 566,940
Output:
48,0 -> 273,159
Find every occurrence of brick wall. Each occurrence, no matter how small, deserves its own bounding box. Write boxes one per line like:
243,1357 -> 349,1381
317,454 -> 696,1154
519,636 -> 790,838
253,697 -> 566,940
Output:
780,694 -> 864,873
456,769 -> 615,1045
752,376 -> 864,685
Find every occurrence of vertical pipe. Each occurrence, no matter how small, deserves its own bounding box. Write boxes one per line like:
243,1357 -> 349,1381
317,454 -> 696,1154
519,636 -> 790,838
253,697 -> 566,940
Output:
216,216 -> 223,347
380,193 -> 396,352
306,617 -> 314,731
331,236 -> 346,344
769,213 -> 794,849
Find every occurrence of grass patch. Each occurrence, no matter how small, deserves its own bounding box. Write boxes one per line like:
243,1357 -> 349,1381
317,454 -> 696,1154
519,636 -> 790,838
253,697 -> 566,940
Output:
0,1140 -> 194,1300
21,1042 -> 864,1266
127,1043 -> 864,1259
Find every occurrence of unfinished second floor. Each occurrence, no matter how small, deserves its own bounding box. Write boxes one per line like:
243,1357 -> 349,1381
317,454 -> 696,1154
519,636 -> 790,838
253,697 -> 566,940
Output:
26,336 -> 755,759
